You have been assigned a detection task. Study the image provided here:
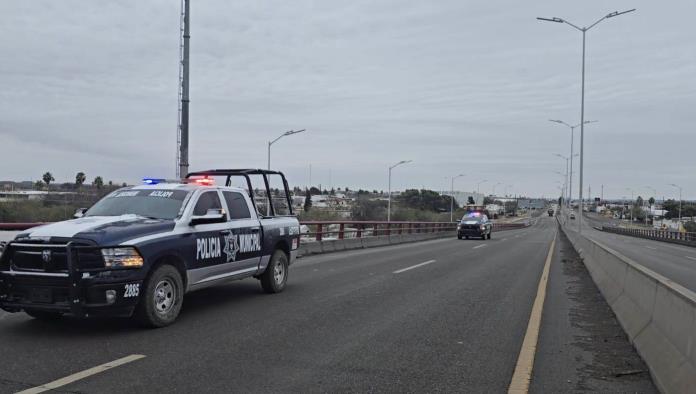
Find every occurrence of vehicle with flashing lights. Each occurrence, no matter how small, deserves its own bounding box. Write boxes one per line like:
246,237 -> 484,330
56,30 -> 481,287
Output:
0,169 -> 300,327
547,208 -> 554,217
457,212 -> 492,240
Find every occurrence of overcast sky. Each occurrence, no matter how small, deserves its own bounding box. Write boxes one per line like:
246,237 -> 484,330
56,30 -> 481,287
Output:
1,1 -> 694,199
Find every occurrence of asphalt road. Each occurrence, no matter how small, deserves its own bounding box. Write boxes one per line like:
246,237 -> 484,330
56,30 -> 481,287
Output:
580,212 -> 696,293
0,217 -> 654,393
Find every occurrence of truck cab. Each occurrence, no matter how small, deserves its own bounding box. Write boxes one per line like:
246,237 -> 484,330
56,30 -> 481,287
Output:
0,169 -> 299,327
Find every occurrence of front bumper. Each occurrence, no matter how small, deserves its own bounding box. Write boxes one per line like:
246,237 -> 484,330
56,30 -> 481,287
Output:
0,242 -> 143,318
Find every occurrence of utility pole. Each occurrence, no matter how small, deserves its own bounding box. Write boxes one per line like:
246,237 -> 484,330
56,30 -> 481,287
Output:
177,0 -> 191,178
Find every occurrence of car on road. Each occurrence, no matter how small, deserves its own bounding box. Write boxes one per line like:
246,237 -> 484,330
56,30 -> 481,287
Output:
0,169 -> 300,327
570,213 -> 576,220
457,212 -> 492,240
547,208 -> 554,217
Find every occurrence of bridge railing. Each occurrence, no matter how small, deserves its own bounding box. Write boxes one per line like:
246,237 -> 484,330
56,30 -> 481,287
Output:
602,225 -> 696,244
300,221 -> 529,242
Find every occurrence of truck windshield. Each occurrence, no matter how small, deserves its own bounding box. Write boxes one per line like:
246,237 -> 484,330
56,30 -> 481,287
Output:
85,189 -> 190,220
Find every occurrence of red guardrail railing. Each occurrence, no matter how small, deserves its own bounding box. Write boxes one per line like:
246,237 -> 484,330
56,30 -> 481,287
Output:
0,220 -> 530,241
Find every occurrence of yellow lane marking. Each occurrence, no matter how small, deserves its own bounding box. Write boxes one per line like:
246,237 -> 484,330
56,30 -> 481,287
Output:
508,233 -> 557,394
16,354 -> 146,394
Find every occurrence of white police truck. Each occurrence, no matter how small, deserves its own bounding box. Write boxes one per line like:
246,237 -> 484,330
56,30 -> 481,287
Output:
0,169 -> 300,327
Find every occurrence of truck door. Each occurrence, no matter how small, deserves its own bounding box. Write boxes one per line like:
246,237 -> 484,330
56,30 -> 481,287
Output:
188,190 -> 235,284
220,191 -> 263,273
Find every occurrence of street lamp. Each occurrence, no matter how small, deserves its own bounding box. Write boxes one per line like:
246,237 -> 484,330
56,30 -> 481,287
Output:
267,129 -> 306,170
669,183 -> 683,222
491,182 -> 502,196
540,8 -> 636,233
554,153 -> 570,206
476,179 -> 488,195
625,187 -> 635,222
645,186 -> 658,225
387,160 -> 412,222
549,120 -> 597,209
450,174 -> 465,222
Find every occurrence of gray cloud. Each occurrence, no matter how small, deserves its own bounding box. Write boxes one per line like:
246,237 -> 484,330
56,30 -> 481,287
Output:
1,0 -> 694,199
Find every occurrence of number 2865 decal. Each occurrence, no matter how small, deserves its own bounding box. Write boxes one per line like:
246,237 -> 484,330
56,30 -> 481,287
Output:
124,283 -> 140,298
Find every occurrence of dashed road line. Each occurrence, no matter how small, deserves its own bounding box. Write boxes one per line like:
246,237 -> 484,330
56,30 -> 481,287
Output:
644,245 -> 657,250
501,238 -> 508,242
473,244 -> 487,249
508,233 -> 557,394
685,256 -> 696,261
393,260 -> 436,274
16,354 -> 146,394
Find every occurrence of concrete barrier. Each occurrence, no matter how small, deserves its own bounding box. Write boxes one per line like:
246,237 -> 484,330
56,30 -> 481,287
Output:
297,231 -> 454,257
560,222 -> 696,394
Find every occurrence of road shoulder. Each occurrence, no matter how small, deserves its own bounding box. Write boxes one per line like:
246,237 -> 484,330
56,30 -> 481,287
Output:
530,229 -> 656,393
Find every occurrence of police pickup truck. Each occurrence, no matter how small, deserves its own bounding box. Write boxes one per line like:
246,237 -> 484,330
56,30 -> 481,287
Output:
0,169 -> 300,327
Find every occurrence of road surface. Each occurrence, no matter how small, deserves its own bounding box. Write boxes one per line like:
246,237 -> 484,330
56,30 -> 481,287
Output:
0,217 -> 653,393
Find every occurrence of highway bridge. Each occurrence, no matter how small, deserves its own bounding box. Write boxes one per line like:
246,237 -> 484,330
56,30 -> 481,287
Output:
2,214 -> 694,392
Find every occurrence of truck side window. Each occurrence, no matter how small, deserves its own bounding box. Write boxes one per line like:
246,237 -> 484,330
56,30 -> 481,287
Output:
193,191 -> 222,216
223,191 -> 251,220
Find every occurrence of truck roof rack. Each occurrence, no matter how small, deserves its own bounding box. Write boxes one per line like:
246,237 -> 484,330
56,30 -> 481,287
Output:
185,169 -> 293,216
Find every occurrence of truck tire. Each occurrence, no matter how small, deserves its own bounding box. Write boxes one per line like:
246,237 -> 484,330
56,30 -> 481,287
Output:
135,264 -> 184,328
457,233 -> 463,240
487,232 -> 491,240
261,250 -> 288,294
25,309 -> 63,321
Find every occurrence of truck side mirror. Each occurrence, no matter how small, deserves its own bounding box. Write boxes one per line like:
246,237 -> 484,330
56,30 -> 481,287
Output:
190,209 -> 227,226
73,208 -> 88,218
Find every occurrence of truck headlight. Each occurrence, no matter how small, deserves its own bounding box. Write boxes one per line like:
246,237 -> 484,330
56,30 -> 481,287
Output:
101,247 -> 144,268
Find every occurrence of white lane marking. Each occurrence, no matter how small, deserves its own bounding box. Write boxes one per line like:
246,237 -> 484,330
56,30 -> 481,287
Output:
515,235 -> 520,238
685,256 -> 696,261
501,238 -> 508,242
17,354 -> 146,394
508,233 -> 557,394
473,244 -> 487,249
393,260 -> 436,274
644,246 -> 657,250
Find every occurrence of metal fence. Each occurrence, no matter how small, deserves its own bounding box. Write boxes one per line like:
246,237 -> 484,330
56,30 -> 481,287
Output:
602,225 -> 696,245
300,221 -> 529,242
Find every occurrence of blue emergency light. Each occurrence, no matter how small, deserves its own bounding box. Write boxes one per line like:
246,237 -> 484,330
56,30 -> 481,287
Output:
143,178 -> 166,185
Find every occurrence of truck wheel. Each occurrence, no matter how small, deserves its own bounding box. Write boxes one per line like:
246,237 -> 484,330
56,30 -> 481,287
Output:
457,233 -> 463,240
261,250 -> 288,294
465,236 -> 469,239
135,264 -> 183,328
25,309 -> 63,321
487,232 -> 492,240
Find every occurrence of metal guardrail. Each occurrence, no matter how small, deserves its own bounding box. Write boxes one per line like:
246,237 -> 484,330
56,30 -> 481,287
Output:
602,225 -> 696,244
300,221 -> 529,242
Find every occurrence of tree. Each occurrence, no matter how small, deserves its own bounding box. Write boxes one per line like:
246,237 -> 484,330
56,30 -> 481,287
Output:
304,189 -> 312,212
108,180 -> 113,186
93,176 -> 104,189
42,172 -> 54,189
75,172 -> 86,187
467,196 -> 475,205
648,197 -> 655,206
309,186 -> 321,195
122,182 -> 127,187
34,180 -> 44,190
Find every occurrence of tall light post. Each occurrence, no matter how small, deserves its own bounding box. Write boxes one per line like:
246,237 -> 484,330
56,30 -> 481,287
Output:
626,187 -> 635,222
540,8 -> 636,233
549,120 -> 597,208
387,160 -> 412,221
645,185 -> 657,225
267,129 -> 305,170
554,153 -> 570,205
476,179 -> 488,195
491,182 -> 502,196
669,183 -> 683,222
450,174 -> 465,222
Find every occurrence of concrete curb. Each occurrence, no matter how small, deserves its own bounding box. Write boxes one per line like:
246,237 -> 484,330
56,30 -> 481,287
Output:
559,221 -> 696,394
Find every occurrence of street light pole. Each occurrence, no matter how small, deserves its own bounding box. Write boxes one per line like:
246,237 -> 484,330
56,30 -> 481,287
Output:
387,160 -> 412,221
476,179 -> 488,195
550,120 -> 596,208
541,8 -> 636,233
492,182 -> 502,197
450,174 -> 465,222
267,129 -> 306,170
626,188 -> 634,222
670,183 -> 683,222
